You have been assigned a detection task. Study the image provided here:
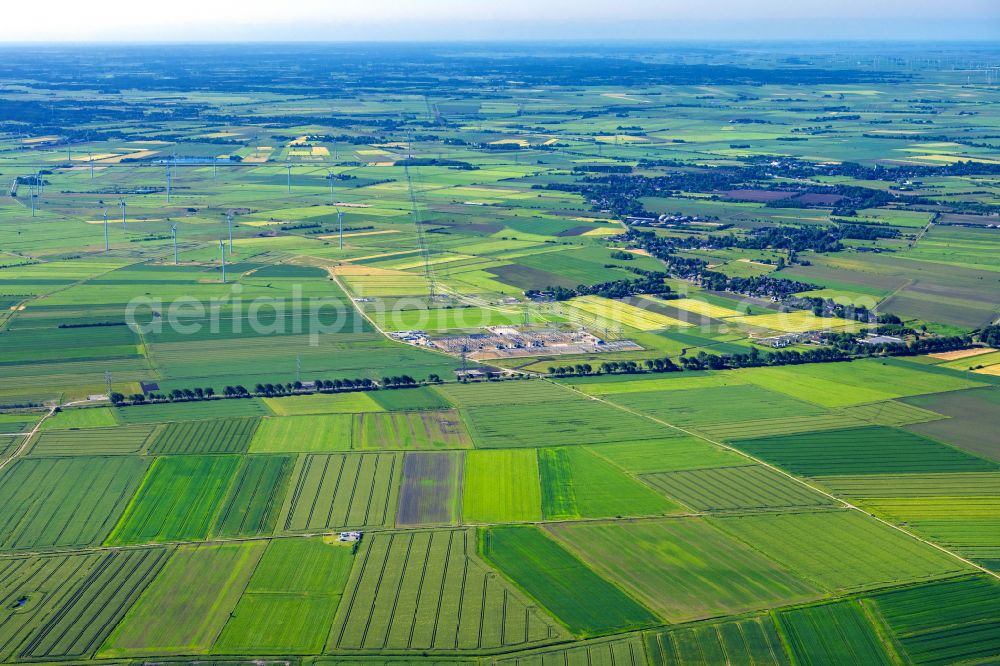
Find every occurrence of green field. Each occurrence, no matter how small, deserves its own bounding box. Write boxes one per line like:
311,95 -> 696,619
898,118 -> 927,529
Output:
28,425 -> 158,455
640,465 -> 836,511
495,635 -> 646,666
714,510 -> 970,591
0,552 -> 110,660
547,518 -> 819,623
100,541 -> 267,656
871,575 -> 1000,666
463,450 -> 542,523
40,407 -> 118,430
108,456 -> 240,544
212,455 -> 294,537
608,385 -> 828,429
20,548 -> 170,659
354,409 -> 473,450
586,436 -> 750,473
115,399 -> 272,424
462,399 -> 668,448
280,452 -> 399,531
538,447 -> 680,519
734,426 -> 998,476
149,417 -> 260,454
644,615 -> 791,665
777,601 -> 894,666
263,392 -> 384,416
482,526 -> 658,637
0,455 -> 150,550
1,41 -> 999,665
250,414 -> 354,453
331,529 -> 563,651
214,538 -> 354,654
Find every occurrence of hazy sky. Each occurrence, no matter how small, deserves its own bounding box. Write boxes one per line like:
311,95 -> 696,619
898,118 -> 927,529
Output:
0,0 -> 996,42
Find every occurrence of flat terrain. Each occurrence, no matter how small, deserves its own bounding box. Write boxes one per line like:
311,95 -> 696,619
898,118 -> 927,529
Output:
0,42 -> 997,664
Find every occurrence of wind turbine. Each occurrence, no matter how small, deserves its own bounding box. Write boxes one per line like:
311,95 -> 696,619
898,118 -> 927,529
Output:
119,198 -> 127,230
227,213 -> 233,253
171,224 -> 178,265
165,163 -> 172,204
286,164 -> 292,194
219,240 -> 226,284
327,169 -> 335,205
337,207 -> 344,250
103,209 -> 109,253
29,175 -> 36,218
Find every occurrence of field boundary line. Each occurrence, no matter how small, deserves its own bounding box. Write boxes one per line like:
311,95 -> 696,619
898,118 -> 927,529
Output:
0,404 -> 56,472
548,378 -> 1000,582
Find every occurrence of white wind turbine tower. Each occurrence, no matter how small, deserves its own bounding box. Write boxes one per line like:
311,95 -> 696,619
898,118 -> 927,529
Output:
219,240 -> 226,284
337,207 -> 344,250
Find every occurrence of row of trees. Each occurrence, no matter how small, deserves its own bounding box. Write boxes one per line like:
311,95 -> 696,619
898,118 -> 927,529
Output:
526,271 -> 672,302
110,374 -> 439,407
541,333 -> 974,378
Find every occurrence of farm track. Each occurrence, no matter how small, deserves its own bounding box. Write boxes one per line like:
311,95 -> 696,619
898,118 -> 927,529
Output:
547,378 -> 1000,582
0,404 -> 56,472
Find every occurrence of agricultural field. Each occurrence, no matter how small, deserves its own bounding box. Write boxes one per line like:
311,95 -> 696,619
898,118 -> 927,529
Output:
713,510 -> 971,591
249,414 -> 354,453
564,295 -> 690,331
776,601 -> 895,666
28,424 -> 158,455
733,426 -> 998,476
107,455 -> 240,544
608,384 -> 829,429
214,538 -> 354,654
462,398 -> 671,448
396,451 -> 463,526
538,447 -> 681,519
482,526 -> 658,637
463,449 -> 542,523
644,615 -> 791,665
212,455 -> 294,537
640,465 -> 836,511
0,39 -> 998,664
354,409 -> 473,450
99,541 -> 267,657
149,417 -> 260,454
331,529 -> 563,652
279,452 -> 399,531
869,575 -> 1000,665
0,455 -> 150,550
546,518 -> 820,623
